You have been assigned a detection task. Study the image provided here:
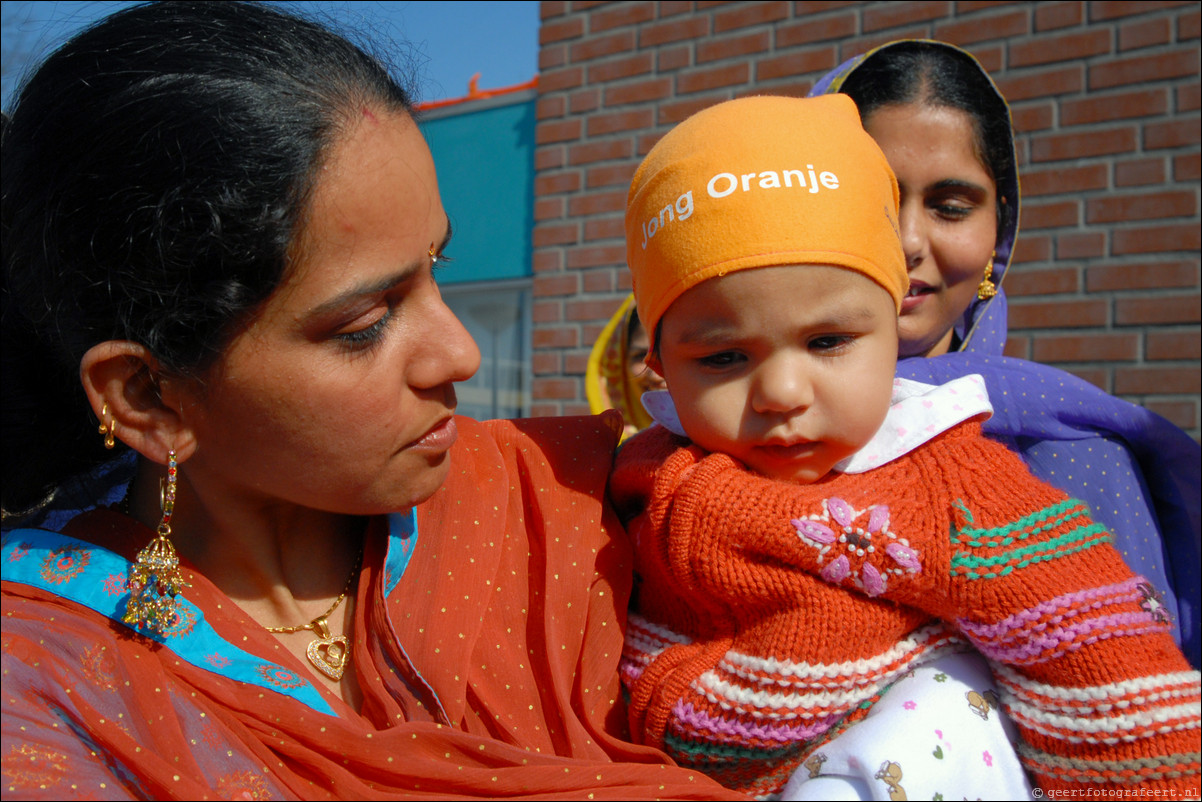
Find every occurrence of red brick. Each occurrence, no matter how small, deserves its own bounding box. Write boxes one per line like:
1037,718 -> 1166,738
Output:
540,16 -> 583,45
582,269 -> 617,293
534,197 -> 564,222
1019,199 -> 1080,229
658,45 -> 692,72
560,402 -> 591,416
1030,127 -> 1137,162
1012,232 -> 1053,263
567,190 -> 626,217
564,352 -> 592,376
713,1 -> 789,32
1145,400 -> 1198,430
1179,81 -> 1201,112
1020,165 -> 1108,197
540,1 -> 566,20
567,138 -> 634,166
586,108 -> 654,137
863,1 -> 950,32
583,216 -> 626,241
532,251 -> 562,273
796,1 -> 860,12
535,118 -> 581,145
532,299 -> 562,324
534,146 -> 565,171
533,273 -> 579,297
565,244 -> 627,270
658,95 -> 728,125
1183,7 -> 1201,39
532,377 -> 580,399
1033,333 -> 1139,363
934,11 -> 1029,46
586,53 -> 654,84
534,172 -> 580,196
1010,102 -> 1055,134
1061,368 -> 1109,392
532,351 -> 562,374
677,62 -> 751,94
1148,331 -> 1202,360
1087,261 -> 1199,292
1114,157 -> 1167,187
589,2 -> 655,33
1091,1 -> 1197,21
604,77 -> 672,105
1060,89 -> 1168,126
848,28 -> 942,62
659,0 -> 694,17
532,224 -> 577,248
568,88 -> 599,114
1175,153 -> 1201,181
1114,365 -> 1201,395
1113,224 -> 1202,254
1146,119 -> 1202,150
1057,232 -> 1107,260
586,163 -> 637,189
566,297 -> 631,322
1088,190 -> 1196,224
1115,294 -> 1202,324
540,65 -> 584,93
1120,16 -> 1173,50
1008,299 -> 1108,329
537,95 -> 565,121
540,43 -> 566,71
638,16 -> 709,47
617,270 -> 633,291
533,326 -> 579,350
1090,49 -> 1200,90
1010,29 -> 1110,68
995,66 -> 1083,102
775,13 -> 856,47
569,30 -> 636,64
697,31 -> 770,63
529,402 -> 560,417
1035,1 -> 1084,31
1003,267 -> 1081,296
1004,335 -> 1030,359
756,48 -> 839,81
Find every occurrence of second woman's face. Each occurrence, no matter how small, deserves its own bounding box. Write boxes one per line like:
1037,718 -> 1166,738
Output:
863,103 -> 998,358
179,110 -> 481,515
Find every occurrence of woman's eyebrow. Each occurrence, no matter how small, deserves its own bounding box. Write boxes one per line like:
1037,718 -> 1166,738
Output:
930,178 -> 990,194
308,218 -> 452,318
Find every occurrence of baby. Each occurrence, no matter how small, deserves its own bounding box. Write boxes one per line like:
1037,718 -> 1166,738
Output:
612,95 -> 1199,800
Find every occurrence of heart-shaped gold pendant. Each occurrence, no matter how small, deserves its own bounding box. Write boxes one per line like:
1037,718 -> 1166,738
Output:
306,634 -> 350,681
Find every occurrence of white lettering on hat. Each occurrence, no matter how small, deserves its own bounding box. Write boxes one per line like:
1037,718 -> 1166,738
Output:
640,190 -> 694,249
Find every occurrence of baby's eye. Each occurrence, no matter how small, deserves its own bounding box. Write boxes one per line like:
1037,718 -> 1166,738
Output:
699,351 -> 744,369
809,335 -> 853,353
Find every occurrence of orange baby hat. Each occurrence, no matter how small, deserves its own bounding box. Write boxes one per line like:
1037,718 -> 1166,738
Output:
625,93 -> 906,344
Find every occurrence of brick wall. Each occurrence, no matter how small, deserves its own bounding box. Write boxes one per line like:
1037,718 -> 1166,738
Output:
531,1 -> 1202,438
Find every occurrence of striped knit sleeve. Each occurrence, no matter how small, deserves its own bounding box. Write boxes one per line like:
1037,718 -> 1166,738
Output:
906,430 -> 1201,795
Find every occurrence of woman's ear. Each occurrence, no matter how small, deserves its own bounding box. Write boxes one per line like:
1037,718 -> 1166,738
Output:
80,342 -> 197,465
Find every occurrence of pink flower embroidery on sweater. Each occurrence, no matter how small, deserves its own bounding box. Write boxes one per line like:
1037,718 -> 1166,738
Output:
792,497 -> 921,597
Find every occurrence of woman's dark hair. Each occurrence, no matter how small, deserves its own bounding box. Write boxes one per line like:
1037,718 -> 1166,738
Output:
2,1 -> 414,516
838,41 -> 1016,240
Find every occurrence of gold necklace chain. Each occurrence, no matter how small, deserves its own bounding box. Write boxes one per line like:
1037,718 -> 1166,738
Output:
265,547 -> 363,681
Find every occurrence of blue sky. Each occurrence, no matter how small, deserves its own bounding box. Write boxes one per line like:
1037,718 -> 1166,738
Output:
1,1 -> 540,109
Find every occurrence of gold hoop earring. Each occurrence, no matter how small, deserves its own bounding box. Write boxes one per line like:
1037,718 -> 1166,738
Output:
123,450 -> 190,635
977,253 -> 998,300
98,403 -> 116,449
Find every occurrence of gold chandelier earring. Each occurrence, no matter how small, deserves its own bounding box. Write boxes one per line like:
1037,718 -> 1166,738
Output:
977,252 -> 998,300
98,403 -> 116,449
123,450 -> 190,635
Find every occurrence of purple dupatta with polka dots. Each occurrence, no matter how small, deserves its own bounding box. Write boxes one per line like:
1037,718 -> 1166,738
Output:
813,41 -> 1201,666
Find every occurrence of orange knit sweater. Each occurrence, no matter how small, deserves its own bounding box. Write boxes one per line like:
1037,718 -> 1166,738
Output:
611,422 -> 1200,798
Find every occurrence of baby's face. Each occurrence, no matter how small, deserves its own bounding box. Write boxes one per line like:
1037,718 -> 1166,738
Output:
653,265 -> 898,483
